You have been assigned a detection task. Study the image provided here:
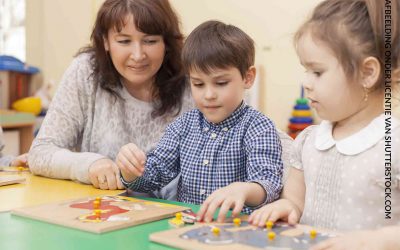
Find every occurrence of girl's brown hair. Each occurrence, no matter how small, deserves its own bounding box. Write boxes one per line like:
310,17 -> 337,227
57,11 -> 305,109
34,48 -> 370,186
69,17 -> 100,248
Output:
80,0 -> 186,117
294,0 -> 400,87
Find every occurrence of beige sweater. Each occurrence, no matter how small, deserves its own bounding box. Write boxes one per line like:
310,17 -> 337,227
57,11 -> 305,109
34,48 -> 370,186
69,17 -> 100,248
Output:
29,53 -> 194,184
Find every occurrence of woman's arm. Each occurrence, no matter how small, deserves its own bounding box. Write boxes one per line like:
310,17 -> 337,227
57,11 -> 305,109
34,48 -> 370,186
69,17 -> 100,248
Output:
29,55 -> 105,184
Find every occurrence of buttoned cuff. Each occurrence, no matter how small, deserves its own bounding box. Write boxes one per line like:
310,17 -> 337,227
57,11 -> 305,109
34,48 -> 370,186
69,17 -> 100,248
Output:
248,180 -> 281,209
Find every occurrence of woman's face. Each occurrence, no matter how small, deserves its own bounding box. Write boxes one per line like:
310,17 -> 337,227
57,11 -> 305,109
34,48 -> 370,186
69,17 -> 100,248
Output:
104,15 -> 165,90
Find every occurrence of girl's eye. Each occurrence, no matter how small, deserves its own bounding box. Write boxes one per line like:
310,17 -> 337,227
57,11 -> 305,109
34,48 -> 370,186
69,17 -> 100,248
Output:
313,71 -> 322,77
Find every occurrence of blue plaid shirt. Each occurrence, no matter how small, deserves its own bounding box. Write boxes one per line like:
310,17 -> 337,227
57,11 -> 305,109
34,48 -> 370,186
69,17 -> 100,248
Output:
122,102 -> 283,213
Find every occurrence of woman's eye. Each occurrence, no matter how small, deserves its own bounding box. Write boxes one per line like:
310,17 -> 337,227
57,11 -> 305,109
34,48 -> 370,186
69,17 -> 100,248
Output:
117,40 -> 130,44
144,39 -> 158,44
192,82 -> 204,87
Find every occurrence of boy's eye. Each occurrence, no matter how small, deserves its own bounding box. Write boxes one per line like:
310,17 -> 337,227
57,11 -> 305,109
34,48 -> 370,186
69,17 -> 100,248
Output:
216,81 -> 229,86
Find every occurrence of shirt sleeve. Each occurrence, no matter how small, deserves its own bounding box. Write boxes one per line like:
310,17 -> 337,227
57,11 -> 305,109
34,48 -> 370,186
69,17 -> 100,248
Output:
245,118 -> 284,207
121,117 -> 183,193
28,55 -> 106,184
290,125 -> 315,171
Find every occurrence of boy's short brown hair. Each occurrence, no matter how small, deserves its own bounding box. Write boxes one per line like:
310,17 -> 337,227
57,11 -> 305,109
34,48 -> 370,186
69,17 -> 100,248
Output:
182,20 -> 255,78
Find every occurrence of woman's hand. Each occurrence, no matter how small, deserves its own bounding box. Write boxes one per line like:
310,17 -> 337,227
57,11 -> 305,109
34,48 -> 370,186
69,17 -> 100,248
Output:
10,153 -> 29,167
89,158 -> 124,190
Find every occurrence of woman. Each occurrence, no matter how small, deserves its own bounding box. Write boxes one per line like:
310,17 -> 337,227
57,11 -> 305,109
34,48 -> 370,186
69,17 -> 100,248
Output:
29,0 -> 193,195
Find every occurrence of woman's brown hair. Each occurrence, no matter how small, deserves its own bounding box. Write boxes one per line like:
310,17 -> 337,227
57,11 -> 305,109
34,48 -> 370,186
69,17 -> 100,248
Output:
80,0 -> 186,117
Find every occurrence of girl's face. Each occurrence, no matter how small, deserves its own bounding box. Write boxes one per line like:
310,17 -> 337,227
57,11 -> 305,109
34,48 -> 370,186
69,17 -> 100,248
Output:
297,33 -> 365,122
104,15 -> 165,90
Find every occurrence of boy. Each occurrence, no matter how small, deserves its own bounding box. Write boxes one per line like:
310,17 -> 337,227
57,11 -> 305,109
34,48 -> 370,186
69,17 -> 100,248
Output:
116,20 -> 283,222
0,127 -> 28,168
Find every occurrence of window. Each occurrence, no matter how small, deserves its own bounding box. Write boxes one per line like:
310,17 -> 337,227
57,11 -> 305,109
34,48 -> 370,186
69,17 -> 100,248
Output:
0,0 -> 25,61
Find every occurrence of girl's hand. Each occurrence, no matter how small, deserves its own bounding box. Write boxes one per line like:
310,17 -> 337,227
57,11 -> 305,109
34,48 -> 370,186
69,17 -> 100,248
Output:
115,143 -> 146,182
10,153 -> 28,167
89,158 -> 124,190
248,198 -> 300,227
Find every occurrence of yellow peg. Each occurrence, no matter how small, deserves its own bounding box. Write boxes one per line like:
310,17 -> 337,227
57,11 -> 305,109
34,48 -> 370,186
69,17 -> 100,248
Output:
266,220 -> 274,230
233,218 -> 241,227
212,227 -> 220,236
310,229 -> 317,239
267,231 -> 276,241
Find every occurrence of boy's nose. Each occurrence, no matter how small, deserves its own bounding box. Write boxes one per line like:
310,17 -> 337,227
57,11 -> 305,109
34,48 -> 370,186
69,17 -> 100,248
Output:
204,88 -> 217,100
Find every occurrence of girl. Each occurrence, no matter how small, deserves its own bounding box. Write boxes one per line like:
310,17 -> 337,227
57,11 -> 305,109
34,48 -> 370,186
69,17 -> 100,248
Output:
249,0 -> 400,249
28,0 -> 193,195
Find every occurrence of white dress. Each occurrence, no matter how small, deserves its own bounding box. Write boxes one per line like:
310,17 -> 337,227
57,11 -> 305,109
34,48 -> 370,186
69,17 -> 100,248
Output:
292,114 -> 400,231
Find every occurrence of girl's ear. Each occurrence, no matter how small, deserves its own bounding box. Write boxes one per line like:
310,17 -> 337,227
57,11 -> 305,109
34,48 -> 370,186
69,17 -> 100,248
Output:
244,66 -> 256,89
360,56 -> 381,88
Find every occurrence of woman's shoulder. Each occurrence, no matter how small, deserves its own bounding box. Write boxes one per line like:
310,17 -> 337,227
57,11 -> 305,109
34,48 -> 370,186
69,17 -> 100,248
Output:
180,85 -> 195,112
70,52 -> 94,72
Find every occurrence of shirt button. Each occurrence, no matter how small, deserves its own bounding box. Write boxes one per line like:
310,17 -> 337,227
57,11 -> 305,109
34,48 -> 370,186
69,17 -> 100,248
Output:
211,133 -> 217,139
204,127 -> 209,132
203,159 -> 209,165
222,127 -> 229,132
199,189 -> 206,195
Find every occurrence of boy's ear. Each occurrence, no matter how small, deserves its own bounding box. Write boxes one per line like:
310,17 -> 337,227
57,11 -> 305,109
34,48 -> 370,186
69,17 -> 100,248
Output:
360,56 -> 380,88
244,66 -> 256,89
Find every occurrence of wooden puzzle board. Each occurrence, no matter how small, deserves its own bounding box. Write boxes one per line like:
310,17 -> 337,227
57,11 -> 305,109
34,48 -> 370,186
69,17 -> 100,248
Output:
12,195 -> 189,233
0,175 -> 25,186
150,222 -> 335,250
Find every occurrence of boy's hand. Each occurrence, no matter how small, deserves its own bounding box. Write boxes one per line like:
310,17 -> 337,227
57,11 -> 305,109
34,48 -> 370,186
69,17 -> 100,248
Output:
115,143 -> 146,182
196,182 -> 248,223
248,199 -> 300,227
89,158 -> 124,190
10,153 -> 28,167
310,230 -> 393,250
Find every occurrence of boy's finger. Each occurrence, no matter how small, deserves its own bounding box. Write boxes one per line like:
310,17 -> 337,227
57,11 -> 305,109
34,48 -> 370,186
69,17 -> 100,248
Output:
217,200 -> 234,222
128,144 -> 147,166
204,198 -> 223,223
231,200 -> 244,218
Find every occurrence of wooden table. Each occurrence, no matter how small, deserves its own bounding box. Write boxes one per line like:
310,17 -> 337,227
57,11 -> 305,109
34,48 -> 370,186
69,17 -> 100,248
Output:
0,109 -> 36,154
0,168 -> 120,212
0,169 -> 189,250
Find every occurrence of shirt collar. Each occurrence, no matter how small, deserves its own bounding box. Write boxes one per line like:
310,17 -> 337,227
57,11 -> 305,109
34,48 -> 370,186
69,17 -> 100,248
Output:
202,101 -> 248,130
315,114 -> 399,155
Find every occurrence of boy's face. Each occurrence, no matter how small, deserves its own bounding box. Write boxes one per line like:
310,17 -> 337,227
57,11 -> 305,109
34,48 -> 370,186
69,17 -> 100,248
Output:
189,66 -> 255,124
